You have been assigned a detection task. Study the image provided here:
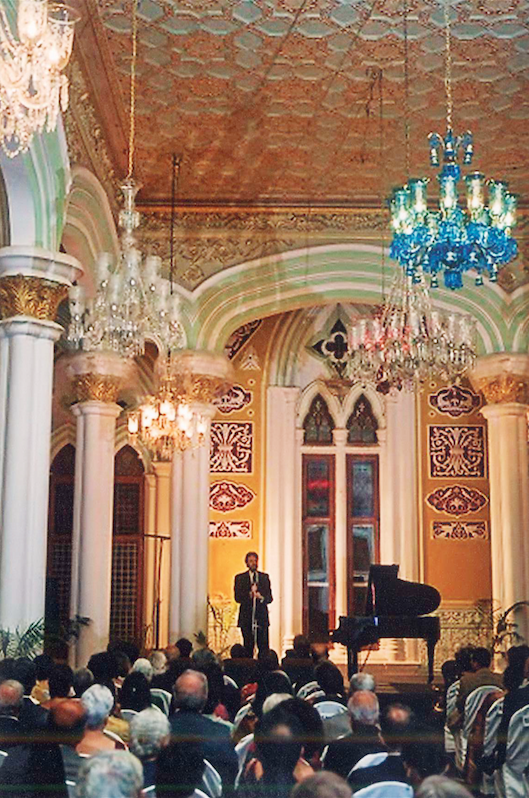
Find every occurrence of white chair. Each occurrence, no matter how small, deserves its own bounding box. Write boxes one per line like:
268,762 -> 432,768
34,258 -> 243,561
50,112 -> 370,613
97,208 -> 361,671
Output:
482,696 -> 505,797
503,705 -> 529,798
223,675 -> 238,690
150,688 -> 172,716
455,684 -> 500,773
354,781 -> 413,798
0,750 -> 7,770
104,728 -> 128,748
120,708 -> 139,723
192,790 -> 211,798
234,733 -> 254,788
444,679 -> 460,755
315,700 -> 348,720
202,759 -> 222,798
297,681 -> 320,700
315,700 -> 349,742
350,752 -> 389,775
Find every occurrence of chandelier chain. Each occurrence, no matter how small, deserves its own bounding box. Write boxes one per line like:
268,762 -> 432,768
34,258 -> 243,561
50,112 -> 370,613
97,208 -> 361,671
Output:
403,0 -> 410,178
444,0 -> 453,130
127,0 -> 138,180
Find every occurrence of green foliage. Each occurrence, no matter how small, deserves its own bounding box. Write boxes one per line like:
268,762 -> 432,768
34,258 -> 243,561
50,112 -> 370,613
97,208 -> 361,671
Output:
0,619 -> 45,659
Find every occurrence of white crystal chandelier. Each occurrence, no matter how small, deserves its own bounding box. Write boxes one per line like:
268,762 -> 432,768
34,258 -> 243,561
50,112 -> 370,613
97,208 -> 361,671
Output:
67,0 -> 185,360
0,0 -> 77,157
347,268 -> 477,393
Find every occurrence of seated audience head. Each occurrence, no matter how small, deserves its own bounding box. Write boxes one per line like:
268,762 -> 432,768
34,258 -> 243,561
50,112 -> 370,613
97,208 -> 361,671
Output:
34,653 -> 54,683
107,640 -> 140,666
131,657 -> 154,683
149,650 -> 167,675
278,696 -> 325,761
0,680 -> 23,716
255,704 -> 304,786
506,644 -> 529,667
176,638 -> 193,659
81,683 -> 115,730
347,689 -> 380,727
254,670 -> 293,718
88,651 -> 118,684
311,643 -> 330,665
0,658 -> 16,683
76,750 -> 143,798
191,647 -> 218,670
262,693 -> 293,714
73,667 -> 94,698
293,635 -> 312,658
114,651 -> 131,680
257,649 -> 280,672
49,698 -> 86,744
348,672 -> 376,695
174,669 -> 208,712
415,775 -> 473,798
292,772 -> 352,798
315,661 -> 344,697
470,647 -> 492,671
129,707 -> 170,760
120,672 -> 152,712
49,664 -> 74,699
401,724 -> 446,785
504,645 -> 529,692
229,643 -> 246,659
380,703 -> 413,752
13,657 -> 37,695
155,740 -> 205,797
454,646 -> 474,678
440,660 -> 457,688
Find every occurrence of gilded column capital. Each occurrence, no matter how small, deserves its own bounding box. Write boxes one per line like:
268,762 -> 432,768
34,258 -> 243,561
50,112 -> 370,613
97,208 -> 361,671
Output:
67,351 -> 133,406
0,246 -> 83,323
470,353 -> 529,406
168,349 -> 235,405
0,276 -> 68,322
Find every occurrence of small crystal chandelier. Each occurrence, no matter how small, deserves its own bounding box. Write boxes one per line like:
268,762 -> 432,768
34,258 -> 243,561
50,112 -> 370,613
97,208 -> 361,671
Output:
389,0 -> 518,290
67,0 -> 184,360
127,356 -> 210,461
347,268 -> 477,393
0,0 -> 78,157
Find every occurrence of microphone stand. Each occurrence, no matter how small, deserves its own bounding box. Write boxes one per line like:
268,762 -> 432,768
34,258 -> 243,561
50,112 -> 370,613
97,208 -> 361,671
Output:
251,574 -> 258,655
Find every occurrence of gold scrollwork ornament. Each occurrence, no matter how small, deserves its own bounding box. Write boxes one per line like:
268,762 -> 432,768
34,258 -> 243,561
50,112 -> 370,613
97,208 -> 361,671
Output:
0,276 -> 68,321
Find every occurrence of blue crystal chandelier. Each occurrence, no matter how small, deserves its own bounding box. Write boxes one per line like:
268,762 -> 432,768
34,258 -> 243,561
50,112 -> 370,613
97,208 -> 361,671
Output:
389,3 -> 518,291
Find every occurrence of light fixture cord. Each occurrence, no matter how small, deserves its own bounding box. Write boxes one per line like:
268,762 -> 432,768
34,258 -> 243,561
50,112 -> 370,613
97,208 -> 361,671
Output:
169,154 -> 180,296
378,69 -> 386,304
444,0 -> 453,129
403,0 -> 410,178
127,0 -> 138,180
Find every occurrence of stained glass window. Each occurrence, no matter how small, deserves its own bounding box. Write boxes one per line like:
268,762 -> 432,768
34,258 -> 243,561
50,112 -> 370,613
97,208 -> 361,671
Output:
347,395 -> 378,444
303,395 -> 335,445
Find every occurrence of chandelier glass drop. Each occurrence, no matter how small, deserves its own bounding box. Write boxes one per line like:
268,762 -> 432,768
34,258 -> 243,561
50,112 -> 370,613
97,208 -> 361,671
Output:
0,0 -> 78,157
347,267 -> 477,392
388,1 -> 518,291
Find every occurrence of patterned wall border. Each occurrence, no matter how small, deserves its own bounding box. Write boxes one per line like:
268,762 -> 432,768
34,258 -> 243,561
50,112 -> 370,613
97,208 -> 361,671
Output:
426,485 -> 489,516
431,521 -> 489,540
210,421 -> 253,474
209,520 -> 252,539
213,384 -> 253,415
420,604 -> 493,670
428,425 -> 487,479
428,385 -> 482,418
210,480 -> 256,512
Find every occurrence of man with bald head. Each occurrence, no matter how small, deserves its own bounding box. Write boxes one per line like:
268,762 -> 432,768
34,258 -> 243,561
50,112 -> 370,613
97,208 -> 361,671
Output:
324,689 -> 385,779
169,669 -> 237,785
0,680 -> 24,747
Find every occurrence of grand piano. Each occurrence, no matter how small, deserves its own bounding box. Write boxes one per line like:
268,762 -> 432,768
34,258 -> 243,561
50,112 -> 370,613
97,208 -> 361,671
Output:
332,564 -> 441,683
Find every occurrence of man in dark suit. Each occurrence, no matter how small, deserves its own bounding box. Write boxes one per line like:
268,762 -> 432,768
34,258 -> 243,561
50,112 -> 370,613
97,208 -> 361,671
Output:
325,690 -> 385,779
234,551 -> 273,657
169,669 -> 238,786
348,703 -> 412,792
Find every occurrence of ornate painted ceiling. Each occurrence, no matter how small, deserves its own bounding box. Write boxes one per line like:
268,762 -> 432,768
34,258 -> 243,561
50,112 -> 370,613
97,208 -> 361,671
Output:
67,0 -> 529,288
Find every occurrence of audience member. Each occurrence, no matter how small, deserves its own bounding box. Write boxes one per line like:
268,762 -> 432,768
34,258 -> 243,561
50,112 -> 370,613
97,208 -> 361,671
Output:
253,670 -> 293,718
131,657 -> 154,683
314,662 -> 346,705
176,638 -> 193,659
454,647 -> 503,713
42,664 -> 74,709
348,702 -> 413,792
78,683 -> 125,755
324,690 -> 384,779
292,772 -> 352,798
281,635 -> 315,691
129,707 -> 170,788
73,668 -> 94,698
88,652 -> 118,685
401,723 -> 446,786
495,644 -> 529,767
170,669 -> 238,785
278,697 -> 325,770
149,650 -> 168,677
0,679 -> 24,747
348,672 -> 376,696
120,672 -> 152,712
108,640 -> 140,667
76,750 -> 143,798
156,739 -> 205,797
223,644 -> 259,689
31,653 -> 54,704
415,774 -> 473,798
114,651 -> 132,687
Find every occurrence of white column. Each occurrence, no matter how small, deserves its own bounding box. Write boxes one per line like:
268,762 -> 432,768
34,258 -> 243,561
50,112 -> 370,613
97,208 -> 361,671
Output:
0,247 -> 82,633
70,401 -> 121,665
169,430 -> 211,641
471,353 -> 529,640
0,319 -> 62,630
265,386 -> 301,655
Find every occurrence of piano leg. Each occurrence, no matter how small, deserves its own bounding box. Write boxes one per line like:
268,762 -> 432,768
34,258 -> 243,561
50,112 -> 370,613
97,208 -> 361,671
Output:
348,646 -> 359,679
426,636 -> 436,683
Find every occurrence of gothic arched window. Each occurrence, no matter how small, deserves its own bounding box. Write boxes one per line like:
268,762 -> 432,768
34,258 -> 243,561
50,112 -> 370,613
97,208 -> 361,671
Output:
303,395 -> 335,445
347,395 -> 378,444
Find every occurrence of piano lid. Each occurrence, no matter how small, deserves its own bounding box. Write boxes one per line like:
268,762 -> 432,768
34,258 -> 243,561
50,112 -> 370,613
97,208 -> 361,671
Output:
365,564 -> 441,617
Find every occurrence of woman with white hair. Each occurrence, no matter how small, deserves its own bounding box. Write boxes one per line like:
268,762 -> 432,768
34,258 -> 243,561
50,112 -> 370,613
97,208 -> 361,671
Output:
77,684 -> 126,755
131,658 -> 154,683
129,707 -> 170,788
76,750 -> 143,798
